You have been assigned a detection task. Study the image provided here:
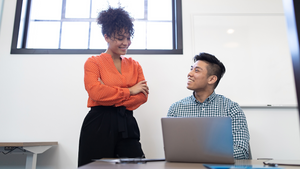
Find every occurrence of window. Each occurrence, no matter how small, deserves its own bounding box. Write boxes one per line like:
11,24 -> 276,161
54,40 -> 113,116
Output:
11,0 -> 183,54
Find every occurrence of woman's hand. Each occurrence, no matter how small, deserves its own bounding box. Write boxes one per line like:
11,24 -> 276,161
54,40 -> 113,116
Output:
98,78 -> 104,84
129,80 -> 149,96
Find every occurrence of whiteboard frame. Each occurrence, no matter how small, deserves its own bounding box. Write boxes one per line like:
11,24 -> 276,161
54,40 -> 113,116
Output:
191,13 -> 297,106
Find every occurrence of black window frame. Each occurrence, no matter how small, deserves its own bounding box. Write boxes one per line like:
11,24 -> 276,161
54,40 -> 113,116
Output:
10,0 -> 183,55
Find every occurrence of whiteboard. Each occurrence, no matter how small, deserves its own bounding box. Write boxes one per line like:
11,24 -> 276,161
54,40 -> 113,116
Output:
192,14 -> 297,107
0,0 -> 3,30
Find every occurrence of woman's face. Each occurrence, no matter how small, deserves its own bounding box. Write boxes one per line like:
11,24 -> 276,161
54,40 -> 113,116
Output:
105,30 -> 131,57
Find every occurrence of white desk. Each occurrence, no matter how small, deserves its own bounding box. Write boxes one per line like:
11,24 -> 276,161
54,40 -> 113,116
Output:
0,142 -> 58,169
79,159 -> 300,169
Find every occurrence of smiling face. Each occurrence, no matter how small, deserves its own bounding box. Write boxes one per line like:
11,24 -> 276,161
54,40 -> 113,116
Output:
187,60 -> 216,92
105,30 -> 131,57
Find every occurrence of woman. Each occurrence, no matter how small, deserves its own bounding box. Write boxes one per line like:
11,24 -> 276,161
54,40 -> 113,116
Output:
78,7 -> 149,167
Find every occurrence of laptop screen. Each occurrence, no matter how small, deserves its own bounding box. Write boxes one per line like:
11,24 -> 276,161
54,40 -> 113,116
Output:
161,117 -> 234,164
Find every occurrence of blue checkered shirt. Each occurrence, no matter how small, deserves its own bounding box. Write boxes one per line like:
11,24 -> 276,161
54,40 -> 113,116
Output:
167,91 -> 250,159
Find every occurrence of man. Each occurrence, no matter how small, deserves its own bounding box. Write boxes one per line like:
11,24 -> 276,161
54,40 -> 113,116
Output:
168,52 -> 250,159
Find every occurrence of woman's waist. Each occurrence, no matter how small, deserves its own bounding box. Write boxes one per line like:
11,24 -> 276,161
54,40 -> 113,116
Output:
90,105 -> 132,114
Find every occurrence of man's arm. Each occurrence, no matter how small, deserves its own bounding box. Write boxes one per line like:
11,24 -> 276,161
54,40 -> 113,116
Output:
229,103 -> 251,159
167,103 -> 178,117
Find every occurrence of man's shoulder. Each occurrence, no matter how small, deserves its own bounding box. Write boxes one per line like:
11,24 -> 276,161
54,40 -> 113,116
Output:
214,93 -> 243,115
214,93 -> 237,104
168,96 -> 195,116
169,96 -> 196,110
171,96 -> 194,106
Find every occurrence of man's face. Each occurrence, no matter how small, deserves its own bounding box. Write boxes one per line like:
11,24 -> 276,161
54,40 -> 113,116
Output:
187,60 -> 210,92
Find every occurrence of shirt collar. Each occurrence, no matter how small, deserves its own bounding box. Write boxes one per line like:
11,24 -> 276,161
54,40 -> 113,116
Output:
102,52 -> 123,60
191,91 -> 217,104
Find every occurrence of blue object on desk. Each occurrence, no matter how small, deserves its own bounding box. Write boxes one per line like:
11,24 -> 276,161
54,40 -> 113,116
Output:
203,164 -> 283,169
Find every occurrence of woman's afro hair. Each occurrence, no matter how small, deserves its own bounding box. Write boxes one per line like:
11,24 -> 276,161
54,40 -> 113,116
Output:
97,6 -> 134,38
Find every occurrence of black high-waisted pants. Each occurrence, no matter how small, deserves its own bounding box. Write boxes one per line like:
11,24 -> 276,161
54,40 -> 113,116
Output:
78,106 -> 144,167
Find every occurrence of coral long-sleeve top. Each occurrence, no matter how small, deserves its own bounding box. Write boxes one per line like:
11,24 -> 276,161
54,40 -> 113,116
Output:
84,53 -> 148,111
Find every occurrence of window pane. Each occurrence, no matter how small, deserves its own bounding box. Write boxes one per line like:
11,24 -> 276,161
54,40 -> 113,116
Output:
26,22 -> 61,48
147,22 -> 172,49
11,0 -> 183,54
120,0 -> 144,19
106,0 -> 119,8
148,0 -> 172,21
91,0 -> 145,19
17,0 -> 29,48
65,0 -> 90,18
30,0 -> 62,20
60,22 -> 89,49
91,0 -> 109,18
90,23 -> 106,49
130,21 -> 146,49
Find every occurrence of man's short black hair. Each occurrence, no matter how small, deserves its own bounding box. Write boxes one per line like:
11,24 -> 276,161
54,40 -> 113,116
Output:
194,52 -> 226,88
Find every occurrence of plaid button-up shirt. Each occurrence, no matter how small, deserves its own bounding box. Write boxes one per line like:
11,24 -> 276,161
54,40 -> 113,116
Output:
168,91 -> 250,159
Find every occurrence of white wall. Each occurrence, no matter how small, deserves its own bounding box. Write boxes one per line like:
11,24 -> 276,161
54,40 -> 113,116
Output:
0,0 -> 300,169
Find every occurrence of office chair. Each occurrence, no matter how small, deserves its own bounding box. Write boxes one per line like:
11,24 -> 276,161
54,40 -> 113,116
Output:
248,143 -> 252,159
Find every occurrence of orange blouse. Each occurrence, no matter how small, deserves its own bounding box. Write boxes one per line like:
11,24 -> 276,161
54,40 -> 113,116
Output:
84,53 -> 148,111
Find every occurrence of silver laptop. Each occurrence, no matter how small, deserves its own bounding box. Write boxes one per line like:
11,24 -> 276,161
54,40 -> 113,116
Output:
161,117 -> 235,164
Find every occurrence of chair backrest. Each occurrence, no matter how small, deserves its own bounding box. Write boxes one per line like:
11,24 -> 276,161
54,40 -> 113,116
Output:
248,143 -> 252,159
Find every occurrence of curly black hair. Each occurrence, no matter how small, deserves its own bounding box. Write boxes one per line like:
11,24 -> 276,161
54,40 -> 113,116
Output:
97,6 -> 134,38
